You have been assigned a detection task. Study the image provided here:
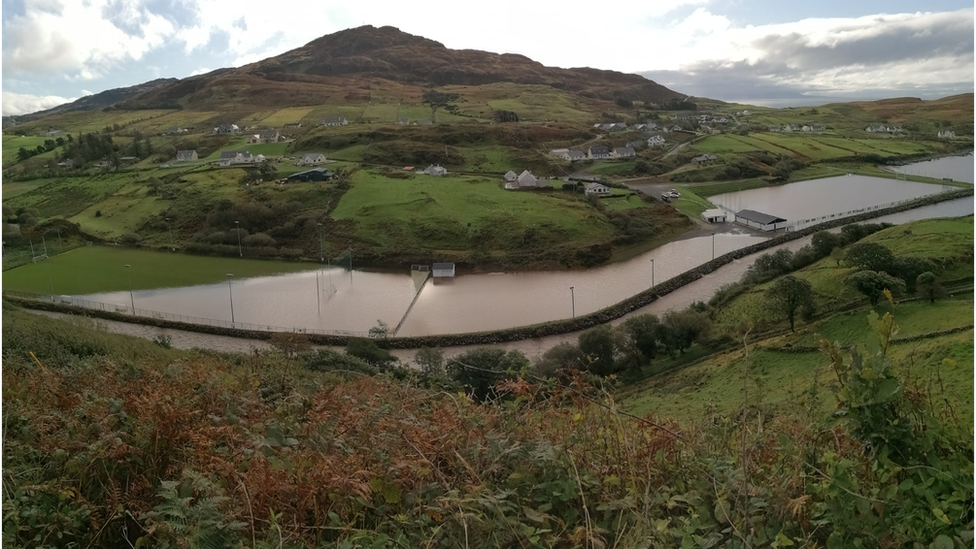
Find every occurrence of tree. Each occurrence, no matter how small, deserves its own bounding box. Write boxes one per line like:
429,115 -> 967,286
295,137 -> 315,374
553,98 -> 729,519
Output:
829,247 -> 846,267
766,275 -> 815,332
747,248 -> 794,283
577,325 -> 620,376
616,314 -> 660,369
446,348 -> 529,401
844,270 -> 906,306
845,242 -> 895,273
534,342 -> 585,377
16,147 -> 31,161
421,88 -> 460,123
891,256 -> 937,294
811,231 -> 839,257
258,159 -> 278,180
915,272 -> 944,304
658,309 -> 712,355
346,338 -> 396,369
368,320 -> 390,339
414,346 -> 445,375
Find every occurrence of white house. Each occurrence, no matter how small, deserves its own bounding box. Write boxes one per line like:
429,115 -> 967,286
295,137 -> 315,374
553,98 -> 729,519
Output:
612,146 -> 636,158
176,150 -> 198,162
587,144 -> 611,159
503,170 -> 518,184
218,150 -> 254,167
301,153 -> 327,165
212,123 -> 240,135
584,182 -> 610,195
505,169 -> 542,189
321,117 -> 348,126
423,164 -> 448,176
257,129 -> 281,143
938,130 -> 956,139
248,134 -> 262,144
701,208 -> 727,223
646,135 -> 666,147
567,150 -> 586,161
550,148 -> 571,160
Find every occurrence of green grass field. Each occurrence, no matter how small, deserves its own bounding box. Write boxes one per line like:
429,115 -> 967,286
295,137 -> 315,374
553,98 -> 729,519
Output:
2,136 -> 50,166
332,171 -> 615,250
2,246 -> 317,295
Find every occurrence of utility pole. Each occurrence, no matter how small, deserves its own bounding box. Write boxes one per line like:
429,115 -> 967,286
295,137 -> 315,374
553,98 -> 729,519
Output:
227,274 -> 235,324
650,258 -> 655,288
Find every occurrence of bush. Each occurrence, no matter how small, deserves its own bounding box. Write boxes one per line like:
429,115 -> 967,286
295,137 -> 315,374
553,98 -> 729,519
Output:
346,338 -> 396,369
121,233 -> 142,246
242,232 -> 277,247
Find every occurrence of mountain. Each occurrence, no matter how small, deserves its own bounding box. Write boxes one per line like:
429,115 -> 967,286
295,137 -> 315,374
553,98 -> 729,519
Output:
118,25 -> 684,110
2,78 -> 178,124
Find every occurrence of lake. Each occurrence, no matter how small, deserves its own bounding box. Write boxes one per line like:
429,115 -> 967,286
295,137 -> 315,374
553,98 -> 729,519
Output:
888,152 -> 974,184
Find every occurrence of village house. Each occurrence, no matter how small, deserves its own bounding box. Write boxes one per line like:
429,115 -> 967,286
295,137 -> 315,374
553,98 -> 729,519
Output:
646,135 -> 666,147
176,150 -> 198,162
423,164 -> 448,176
584,182 -> 610,195
587,143 -> 611,159
504,170 -> 543,190
938,130 -> 956,139
219,150 -> 254,167
248,134 -> 262,144
811,124 -> 826,132
321,117 -> 348,127
550,148 -> 571,160
567,150 -> 586,161
865,124 -> 902,133
166,126 -> 189,134
212,123 -> 240,135
300,153 -> 327,165
612,146 -> 636,158
257,129 -> 281,143
693,154 -> 719,165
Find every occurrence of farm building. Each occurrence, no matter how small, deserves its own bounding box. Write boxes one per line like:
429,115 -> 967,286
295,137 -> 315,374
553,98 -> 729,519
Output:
286,168 -> 333,182
584,182 -> 610,195
321,117 -> 348,126
700,208 -> 727,223
219,151 -> 253,166
693,154 -> 719,165
432,263 -> 456,278
735,209 -> 787,231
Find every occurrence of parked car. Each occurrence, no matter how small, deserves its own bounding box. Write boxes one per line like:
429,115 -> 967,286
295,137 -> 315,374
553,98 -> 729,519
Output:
669,189 -> 681,198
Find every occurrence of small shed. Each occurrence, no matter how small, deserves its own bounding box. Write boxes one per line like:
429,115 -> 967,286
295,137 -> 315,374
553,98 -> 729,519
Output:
432,263 -> 456,278
701,209 -> 727,223
735,209 -> 787,231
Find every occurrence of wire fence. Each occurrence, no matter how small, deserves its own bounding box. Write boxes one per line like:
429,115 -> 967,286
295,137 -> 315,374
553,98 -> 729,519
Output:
3,290 -> 371,338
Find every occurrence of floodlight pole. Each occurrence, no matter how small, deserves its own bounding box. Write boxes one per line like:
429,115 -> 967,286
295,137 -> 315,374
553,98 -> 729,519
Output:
227,274 -> 235,324
235,220 -> 242,257
712,233 -> 715,260
125,264 -> 135,314
570,286 -> 575,318
650,258 -> 655,288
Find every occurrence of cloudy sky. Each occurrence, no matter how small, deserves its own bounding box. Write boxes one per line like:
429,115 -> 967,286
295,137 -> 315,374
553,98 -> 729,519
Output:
2,0 -> 973,115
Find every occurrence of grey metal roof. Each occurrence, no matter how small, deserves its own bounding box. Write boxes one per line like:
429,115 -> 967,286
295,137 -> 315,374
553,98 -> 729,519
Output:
736,209 -> 786,225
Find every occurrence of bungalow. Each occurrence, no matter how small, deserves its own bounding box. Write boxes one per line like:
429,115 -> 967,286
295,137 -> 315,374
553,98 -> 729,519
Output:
503,170 -> 518,185
693,154 -> 718,165
584,182 -> 610,195
700,208 -> 727,223
176,150 -> 198,162
608,122 -> 627,132
321,117 -> 348,126
286,168 -> 333,182
567,150 -> 586,161
671,125 -> 683,132
301,153 -> 327,165
218,150 -> 254,166
646,135 -> 666,147
212,123 -> 240,135
938,130 -> 956,139
632,124 -> 648,131
248,134 -> 262,144
423,164 -> 448,176
735,209 -> 787,232
550,148 -> 571,160
587,143 -> 611,159
119,156 -> 139,164
257,129 -> 281,143
612,146 -> 636,158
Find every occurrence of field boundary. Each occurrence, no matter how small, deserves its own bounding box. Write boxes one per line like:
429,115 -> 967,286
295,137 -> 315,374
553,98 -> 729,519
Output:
5,188 -> 972,349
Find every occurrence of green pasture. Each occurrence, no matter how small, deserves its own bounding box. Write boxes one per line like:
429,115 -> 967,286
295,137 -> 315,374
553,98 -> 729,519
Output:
2,246 -> 317,295
68,183 -> 171,237
750,134 -> 854,159
668,186 -> 714,218
587,161 -> 636,176
202,140 -> 292,160
2,136 -> 50,166
4,173 -> 133,218
255,107 -> 317,127
692,135 -> 762,154
2,178 -> 58,199
331,171 -> 615,250
685,178 -> 771,197
452,145 -> 524,173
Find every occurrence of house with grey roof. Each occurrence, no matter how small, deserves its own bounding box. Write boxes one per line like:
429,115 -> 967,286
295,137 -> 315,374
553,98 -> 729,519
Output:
212,123 -> 240,135
218,150 -> 254,167
567,150 -> 586,161
176,150 -> 198,162
301,153 -> 327,165
646,135 -> 666,147
693,154 -> 718,165
587,144 -> 611,159
257,129 -> 281,142
612,146 -> 636,158
321,117 -> 348,126
423,164 -> 448,176
735,209 -> 787,231
584,182 -> 610,195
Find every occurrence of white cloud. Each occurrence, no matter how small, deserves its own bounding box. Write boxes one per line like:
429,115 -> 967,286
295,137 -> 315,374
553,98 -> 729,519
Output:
189,67 -> 212,76
2,91 -> 75,116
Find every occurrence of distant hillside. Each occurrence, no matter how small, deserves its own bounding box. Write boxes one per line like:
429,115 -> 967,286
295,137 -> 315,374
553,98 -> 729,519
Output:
2,78 -> 178,123
119,25 -> 684,110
